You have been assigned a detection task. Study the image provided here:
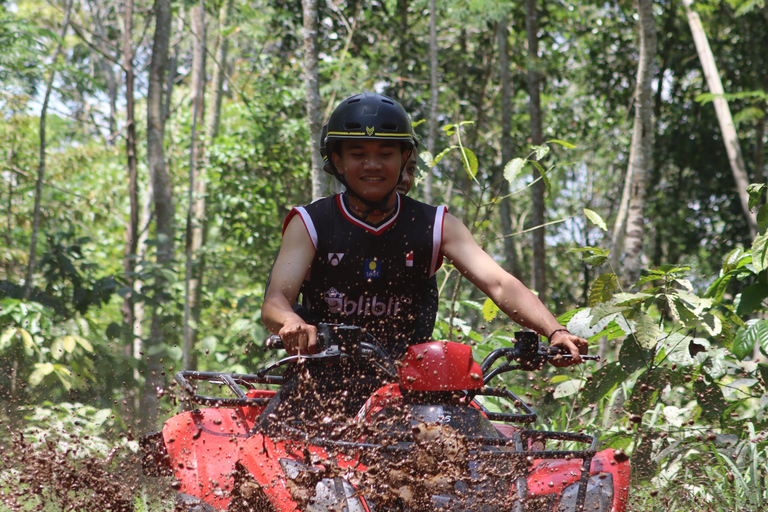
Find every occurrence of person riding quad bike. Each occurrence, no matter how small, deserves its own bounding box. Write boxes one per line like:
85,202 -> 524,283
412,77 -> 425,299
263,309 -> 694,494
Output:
261,92 -> 588,422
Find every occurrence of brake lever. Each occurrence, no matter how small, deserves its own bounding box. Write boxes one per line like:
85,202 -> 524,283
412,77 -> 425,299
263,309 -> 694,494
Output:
545,345 -> 601,362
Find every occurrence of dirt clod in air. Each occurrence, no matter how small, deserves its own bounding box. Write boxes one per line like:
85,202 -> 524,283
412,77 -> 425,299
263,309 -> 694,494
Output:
0,432 -> 168,511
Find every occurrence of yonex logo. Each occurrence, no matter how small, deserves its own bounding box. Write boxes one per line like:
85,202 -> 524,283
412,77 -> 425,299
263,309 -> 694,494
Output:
328,253 -> 345,266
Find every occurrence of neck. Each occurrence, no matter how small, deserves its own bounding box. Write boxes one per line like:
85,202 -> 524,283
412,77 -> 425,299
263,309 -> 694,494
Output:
343,193 -> 398,224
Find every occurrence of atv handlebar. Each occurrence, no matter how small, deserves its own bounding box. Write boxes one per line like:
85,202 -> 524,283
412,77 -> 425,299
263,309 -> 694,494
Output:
480,331 -> 599,385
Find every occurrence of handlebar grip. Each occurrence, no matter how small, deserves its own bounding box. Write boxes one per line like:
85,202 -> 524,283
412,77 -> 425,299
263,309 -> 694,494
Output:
266,335 -> 284,350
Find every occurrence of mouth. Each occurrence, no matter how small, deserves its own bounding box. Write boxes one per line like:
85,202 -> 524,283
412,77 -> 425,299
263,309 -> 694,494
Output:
361,176 -> 387,182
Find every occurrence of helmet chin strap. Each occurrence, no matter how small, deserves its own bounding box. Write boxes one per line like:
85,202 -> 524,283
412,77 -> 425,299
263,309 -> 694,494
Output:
339,175 -> 400,221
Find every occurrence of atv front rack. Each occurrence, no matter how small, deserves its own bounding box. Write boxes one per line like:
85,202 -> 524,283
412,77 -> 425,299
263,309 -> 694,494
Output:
175,370 -> 284,407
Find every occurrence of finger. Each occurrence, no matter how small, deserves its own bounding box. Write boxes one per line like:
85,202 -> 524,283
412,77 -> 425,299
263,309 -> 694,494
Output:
297,328 -> 309,355
305,324 -> 318,353
567,338 -> 582,364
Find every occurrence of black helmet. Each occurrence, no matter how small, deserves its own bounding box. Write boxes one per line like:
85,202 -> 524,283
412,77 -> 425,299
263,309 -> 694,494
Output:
324,93 -> 416,170
321,93 -> 416,217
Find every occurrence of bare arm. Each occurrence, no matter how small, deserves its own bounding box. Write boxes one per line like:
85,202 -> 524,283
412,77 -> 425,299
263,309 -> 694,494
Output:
440,213 -> 587,363
262,215 -> 319,354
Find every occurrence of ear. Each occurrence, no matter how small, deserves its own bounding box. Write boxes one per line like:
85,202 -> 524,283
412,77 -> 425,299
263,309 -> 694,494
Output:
331,152 -> 344,175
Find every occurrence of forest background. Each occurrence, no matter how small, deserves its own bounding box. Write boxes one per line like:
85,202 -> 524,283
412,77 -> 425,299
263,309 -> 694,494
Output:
1,0 -> 768,509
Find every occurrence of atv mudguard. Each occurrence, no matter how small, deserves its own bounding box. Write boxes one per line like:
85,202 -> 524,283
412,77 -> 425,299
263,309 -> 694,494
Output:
235,433 -> 367,512
527,448 -> 631,512
163,389 -> 274,510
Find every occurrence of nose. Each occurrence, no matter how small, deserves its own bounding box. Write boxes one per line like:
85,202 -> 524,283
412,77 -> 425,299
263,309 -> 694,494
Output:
363,156 -> 382,169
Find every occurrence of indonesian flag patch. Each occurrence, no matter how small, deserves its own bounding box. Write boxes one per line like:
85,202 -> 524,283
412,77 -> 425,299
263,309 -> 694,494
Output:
405,251 -> 414,267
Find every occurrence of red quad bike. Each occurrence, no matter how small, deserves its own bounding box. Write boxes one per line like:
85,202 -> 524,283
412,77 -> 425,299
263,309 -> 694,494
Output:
141,324 -> 630,512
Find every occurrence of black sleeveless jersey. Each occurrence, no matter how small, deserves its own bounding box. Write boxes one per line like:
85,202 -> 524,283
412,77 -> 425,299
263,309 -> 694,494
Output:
284,193 -> 446,358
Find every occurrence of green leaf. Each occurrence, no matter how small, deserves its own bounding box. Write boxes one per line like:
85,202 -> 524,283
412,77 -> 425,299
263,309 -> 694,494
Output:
751,231 -> 768,272
460,147 -> 478,181
75,336 -> 93,352
420,150 -> 435,168
583,208 -> 607,231
433,145 -> 457,165
482,298 -> 500,322
201,336 -> 217,354
91,408 -> 112,426
166,345 -> 183,361
503,158 -> 526,184
19,328 -> 35,355
29,363 -> 55,387
569,246 -> 610,255
532,144 -> 550,161
733,320 -> 768,360
583,362 -> 626,403
61,335 -> 77,353
588,273 -> 618,306
531,160 -> 551,192
611,292 -> 653,305
705,273 -> 732,302
747,183 -> 766,210
757,204 -> 768,231
547,139 -> 576,149
590,303 -> 629,327
50,337 -> 64,360
738,283 -> 768,315
583,254 -> 609,266
0,328 -> 15,351
633,312 -> 662,349
553,379 -> 585,399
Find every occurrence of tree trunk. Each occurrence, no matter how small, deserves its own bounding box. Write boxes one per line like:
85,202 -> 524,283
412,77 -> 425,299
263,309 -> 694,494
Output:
122,0 -> 140,381
90,0 -> 118,142
622,0 -> 657,286
425,0 -> 437,204
24,0 -> 74,300
303,0 -> 324,201
497,17 -> 520,278
396,0 -> 409,99
525,0 -> 546,301
182,0 -> 207,371
207,0 -> 233,142
682,0 -> 757,239
143,0 -> 174,428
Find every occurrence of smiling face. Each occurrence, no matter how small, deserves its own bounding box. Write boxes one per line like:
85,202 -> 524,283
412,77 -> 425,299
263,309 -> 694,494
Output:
332,139 -> 409,205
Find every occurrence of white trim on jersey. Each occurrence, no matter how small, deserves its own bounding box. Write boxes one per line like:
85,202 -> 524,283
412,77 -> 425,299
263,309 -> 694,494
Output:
294,206 -> 318,250
430,206 -> 447,276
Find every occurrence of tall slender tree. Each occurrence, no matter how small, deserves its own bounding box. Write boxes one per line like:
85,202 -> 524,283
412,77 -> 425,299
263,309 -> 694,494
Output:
303,0 -> 324,201
524,0 -> 546,300
144,0 -> 174,426
496,16 -> 520,279
182,0 -> 207,371
122,0 -> 140,391
682,0 -> 757,238
426,0 -> 438,204
24,0 -> 74,300
621,0 -> 657,285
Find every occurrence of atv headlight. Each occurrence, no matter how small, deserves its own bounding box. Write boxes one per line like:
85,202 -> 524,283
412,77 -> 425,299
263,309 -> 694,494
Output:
279,459 -> 368,512
555,473 -> 613,512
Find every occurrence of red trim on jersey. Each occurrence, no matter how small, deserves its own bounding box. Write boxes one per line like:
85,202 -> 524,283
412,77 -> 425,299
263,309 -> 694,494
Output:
336,194 -> 401,235
282,207 -> 318,250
